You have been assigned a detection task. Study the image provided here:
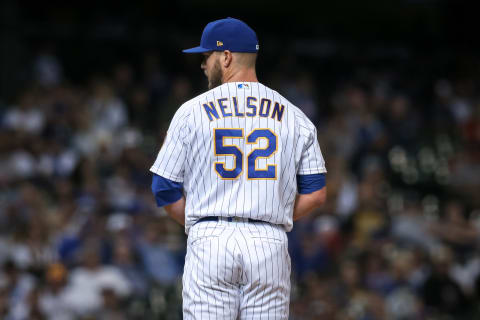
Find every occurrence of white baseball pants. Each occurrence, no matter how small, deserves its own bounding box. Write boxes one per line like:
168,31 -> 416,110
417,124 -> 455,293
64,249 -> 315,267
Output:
183,219 -> 290,320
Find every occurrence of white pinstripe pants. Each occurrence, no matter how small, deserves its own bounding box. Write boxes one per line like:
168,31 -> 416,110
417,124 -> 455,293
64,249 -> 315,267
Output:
183,220 -> 291,320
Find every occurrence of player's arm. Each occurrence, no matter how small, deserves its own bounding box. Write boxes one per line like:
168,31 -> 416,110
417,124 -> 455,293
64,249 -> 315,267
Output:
294,122 -> 327,221
150,105 -> 190,226
164,197 -> 186,226
151,173 -> 185,226
293,174 -> 327,221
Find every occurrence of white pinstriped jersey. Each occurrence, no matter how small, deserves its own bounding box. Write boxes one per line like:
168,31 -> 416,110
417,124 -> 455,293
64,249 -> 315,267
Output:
150,82 -> 326,232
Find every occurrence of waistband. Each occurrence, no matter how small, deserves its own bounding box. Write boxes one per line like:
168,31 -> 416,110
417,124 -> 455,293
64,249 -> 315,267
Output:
195,216 -> 265,225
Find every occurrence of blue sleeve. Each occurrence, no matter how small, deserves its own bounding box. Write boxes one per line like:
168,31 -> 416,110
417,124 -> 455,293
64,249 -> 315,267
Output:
151,173 -> 184,207
297,173 -> 326,194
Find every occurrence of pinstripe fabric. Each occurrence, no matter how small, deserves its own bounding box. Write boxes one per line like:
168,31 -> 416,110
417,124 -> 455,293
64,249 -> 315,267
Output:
150,81 -> 326,319
183,221 -> 290,320
150,82 -> 326,233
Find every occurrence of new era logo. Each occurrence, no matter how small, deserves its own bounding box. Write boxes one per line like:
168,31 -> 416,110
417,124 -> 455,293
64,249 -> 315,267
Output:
217,41 -> 223,47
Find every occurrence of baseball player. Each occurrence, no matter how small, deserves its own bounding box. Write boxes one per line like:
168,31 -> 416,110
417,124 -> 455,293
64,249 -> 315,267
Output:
150,17 -> 327,319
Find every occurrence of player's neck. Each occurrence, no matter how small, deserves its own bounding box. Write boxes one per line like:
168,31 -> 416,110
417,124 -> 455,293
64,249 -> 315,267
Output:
222,68 -> 258,84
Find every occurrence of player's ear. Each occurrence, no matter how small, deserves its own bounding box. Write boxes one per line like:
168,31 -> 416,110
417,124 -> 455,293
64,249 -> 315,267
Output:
222,50 -> 233,68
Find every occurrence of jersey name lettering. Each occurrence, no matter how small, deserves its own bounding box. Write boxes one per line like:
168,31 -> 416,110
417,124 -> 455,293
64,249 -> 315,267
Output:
203,97 -> 285,122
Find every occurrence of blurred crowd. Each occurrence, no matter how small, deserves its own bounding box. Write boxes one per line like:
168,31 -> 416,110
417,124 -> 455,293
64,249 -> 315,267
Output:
0,46 -> 479,320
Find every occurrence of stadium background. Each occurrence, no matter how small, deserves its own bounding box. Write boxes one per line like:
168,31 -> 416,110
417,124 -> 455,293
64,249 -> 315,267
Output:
0,0 -> 479,319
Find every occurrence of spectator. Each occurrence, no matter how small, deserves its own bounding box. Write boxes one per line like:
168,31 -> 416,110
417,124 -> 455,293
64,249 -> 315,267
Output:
62,242 -> 131,316
38,263 -> 74,320
1,260 -> 35,320
136,217 -> 182,286
421,246 -> 471,318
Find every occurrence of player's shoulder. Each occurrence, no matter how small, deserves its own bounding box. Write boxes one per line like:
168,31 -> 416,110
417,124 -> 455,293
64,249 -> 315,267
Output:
171,92 -> 206,122
262,83 -> 317,131
171,85 -> 232,128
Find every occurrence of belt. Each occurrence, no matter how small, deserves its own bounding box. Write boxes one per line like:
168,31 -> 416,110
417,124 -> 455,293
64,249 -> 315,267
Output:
196,216 -> 264,224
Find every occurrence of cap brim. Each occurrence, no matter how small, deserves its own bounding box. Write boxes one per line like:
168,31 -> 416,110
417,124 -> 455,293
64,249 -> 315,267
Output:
182,46 -> 212,53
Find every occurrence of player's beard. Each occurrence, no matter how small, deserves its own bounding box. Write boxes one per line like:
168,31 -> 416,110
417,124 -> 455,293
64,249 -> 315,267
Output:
208,60 -> 223,89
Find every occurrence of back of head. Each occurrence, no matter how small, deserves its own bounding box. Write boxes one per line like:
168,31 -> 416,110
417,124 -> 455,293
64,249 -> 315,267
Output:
232,52 -> 257,69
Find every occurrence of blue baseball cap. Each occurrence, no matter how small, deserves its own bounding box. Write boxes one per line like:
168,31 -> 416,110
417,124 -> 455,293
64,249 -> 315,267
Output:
183,17 -> 259,53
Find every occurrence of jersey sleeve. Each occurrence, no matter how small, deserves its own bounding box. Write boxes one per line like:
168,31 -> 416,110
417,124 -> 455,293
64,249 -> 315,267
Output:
297,173 -> 326,194
151,173 -> 184,207
297,127 -> 327,175
150,107 -> 190,182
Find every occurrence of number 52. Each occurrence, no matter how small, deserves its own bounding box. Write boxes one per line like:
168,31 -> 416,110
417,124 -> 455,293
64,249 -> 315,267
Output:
213,128 -> 277,180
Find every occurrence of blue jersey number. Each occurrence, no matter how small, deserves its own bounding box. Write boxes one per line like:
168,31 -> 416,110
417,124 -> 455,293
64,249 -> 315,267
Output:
214,128 -> 277,180
214,129 -> 244,179
247,129 -> 277,179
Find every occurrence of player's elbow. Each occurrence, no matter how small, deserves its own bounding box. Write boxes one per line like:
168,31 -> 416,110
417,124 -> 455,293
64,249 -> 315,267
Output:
312,187 -> 327,208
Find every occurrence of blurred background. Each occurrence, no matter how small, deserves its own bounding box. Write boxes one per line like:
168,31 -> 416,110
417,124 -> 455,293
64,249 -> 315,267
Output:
0,0 -> 479,319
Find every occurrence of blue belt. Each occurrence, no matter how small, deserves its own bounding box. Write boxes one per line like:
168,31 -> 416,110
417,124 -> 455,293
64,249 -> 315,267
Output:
196,216 -> 264,224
